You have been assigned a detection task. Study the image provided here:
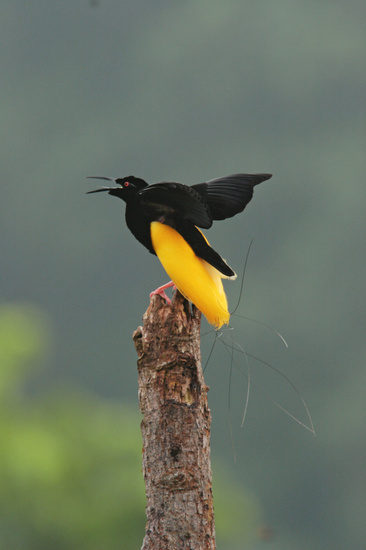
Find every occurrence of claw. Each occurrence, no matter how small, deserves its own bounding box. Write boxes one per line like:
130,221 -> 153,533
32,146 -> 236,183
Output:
150,281 -> 176,305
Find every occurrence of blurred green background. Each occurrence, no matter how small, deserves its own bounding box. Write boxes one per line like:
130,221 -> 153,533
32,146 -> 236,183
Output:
1,1 -> 364,548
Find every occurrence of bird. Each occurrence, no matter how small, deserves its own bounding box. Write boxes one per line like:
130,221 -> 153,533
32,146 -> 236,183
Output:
87,173 -> 272,328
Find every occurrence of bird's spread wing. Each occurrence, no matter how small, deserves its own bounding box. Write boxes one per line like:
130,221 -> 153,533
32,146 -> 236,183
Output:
139,182 -> 213,229
191,173 -> 272,220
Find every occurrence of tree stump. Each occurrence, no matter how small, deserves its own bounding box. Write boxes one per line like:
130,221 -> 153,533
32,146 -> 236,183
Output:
133,291 -> 216,550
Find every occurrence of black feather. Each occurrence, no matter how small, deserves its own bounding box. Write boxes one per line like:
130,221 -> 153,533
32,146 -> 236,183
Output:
87,172 -> 271,273
192,173 -> 272,220
172,220 -> 235,277
140,182 -> 212,229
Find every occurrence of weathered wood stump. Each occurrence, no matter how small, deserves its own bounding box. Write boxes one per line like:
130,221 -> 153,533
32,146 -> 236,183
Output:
133,291 -> 216,550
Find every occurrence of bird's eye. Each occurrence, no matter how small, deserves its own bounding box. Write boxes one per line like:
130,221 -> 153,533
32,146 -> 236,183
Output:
124,181 -> 129,187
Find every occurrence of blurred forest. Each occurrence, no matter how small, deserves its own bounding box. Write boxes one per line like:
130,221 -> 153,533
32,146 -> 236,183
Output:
1,1 -> 365,549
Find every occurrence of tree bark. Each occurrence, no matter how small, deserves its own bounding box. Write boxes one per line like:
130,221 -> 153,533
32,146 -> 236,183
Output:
133,291 -> 216,550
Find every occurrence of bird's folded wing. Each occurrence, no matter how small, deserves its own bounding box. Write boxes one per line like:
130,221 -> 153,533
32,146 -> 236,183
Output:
140,182 -> 213,228
174,222 -> 236,278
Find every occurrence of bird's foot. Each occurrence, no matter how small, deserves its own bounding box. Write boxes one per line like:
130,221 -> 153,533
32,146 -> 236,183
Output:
150,281 -> 176,305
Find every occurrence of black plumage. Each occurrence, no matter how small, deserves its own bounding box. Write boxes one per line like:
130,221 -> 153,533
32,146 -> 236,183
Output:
87,173 -> 271,276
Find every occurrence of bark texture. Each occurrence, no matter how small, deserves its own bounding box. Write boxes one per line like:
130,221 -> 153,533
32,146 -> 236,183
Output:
133,291 -> 215,550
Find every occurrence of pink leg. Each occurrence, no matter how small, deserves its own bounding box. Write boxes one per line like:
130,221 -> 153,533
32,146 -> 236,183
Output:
150,281 -> 176,305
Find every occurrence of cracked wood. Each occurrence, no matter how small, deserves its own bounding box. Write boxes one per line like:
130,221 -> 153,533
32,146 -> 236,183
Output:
133,291 -> 216,550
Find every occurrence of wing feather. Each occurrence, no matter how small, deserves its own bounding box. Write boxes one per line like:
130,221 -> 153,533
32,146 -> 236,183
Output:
192,173 -> 272,220
139,182 -> 212,228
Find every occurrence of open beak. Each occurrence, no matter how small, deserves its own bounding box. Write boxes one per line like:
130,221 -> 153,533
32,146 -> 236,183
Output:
86,187 -> 112,194
86,176 -> 116,194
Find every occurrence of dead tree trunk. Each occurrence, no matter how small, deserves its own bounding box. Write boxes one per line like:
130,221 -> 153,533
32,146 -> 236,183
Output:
133,291 -> 216,550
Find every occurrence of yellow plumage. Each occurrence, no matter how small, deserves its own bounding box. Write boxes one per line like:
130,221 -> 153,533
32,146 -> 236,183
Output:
150,221 -> 231,329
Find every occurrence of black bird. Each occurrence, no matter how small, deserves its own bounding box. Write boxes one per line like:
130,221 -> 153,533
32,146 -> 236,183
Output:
88,173 -> 271,327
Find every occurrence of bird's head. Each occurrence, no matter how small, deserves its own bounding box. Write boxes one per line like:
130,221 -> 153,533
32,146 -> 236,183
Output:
87,175 -> 148,202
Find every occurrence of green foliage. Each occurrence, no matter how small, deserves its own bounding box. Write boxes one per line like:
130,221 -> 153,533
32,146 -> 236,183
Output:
213,470 -> 262,549
0,304 -> 146,549
0,303 -> 51,397
0,399 -> 146,549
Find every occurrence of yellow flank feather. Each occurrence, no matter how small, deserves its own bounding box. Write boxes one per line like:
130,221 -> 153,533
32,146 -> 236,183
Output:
150,221 -> 231,329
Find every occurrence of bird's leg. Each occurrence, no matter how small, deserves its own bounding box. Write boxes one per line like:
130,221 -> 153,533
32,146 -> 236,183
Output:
150,281 -> 176,305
